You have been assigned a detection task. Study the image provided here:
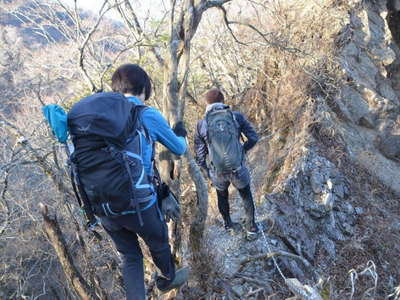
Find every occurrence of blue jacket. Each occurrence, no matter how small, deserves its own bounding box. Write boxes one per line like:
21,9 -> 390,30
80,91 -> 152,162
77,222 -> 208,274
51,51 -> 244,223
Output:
194,104 -> 259,170
126,96 -> 187,176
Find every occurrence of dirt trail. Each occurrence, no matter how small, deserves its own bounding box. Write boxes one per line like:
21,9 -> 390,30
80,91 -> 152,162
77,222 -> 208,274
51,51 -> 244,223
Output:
205,137 -> 271,279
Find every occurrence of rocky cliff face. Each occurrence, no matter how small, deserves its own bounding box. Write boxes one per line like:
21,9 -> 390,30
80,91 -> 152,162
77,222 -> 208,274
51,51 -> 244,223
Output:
267,0 -> 400,296
202,1 -> 400,299
336,0 -> 400,194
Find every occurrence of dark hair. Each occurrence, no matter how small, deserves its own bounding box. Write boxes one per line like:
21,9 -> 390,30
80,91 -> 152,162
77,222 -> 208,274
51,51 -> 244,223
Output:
204,88 -> 224,104
111,64 -> 152,100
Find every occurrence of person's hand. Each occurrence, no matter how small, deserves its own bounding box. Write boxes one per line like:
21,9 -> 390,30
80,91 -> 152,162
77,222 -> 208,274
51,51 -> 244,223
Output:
172,121 -> 187,138
161,191 -> 180,222
157,183 -> 180,222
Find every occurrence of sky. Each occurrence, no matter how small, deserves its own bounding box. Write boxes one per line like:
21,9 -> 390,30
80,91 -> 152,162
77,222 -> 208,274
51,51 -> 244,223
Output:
61,0 -> 121,20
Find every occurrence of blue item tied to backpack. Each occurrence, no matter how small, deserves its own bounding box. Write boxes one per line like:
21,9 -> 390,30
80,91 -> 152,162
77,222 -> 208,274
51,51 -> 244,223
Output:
42,104 -> 69,143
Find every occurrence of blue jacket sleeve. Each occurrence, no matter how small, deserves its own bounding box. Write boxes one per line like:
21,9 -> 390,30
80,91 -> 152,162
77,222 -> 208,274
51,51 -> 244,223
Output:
194,120 -> 208,169
141,107 -> 187,155
234,112 -> 259,152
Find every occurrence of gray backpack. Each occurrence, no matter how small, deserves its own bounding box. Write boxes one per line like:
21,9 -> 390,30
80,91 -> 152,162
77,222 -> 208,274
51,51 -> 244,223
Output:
206,107 -> 243,173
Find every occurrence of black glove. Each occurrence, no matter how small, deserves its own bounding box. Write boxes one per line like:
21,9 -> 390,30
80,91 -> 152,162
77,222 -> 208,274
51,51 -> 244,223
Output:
161,192 -> 180,222
157,182 -> 170,200
157,183 -> 181,222
172,121 -> 187,138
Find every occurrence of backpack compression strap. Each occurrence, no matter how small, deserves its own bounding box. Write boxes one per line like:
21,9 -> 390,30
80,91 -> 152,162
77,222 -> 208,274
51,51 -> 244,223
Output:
122,153 -> 144,226
69,159 -> 101,238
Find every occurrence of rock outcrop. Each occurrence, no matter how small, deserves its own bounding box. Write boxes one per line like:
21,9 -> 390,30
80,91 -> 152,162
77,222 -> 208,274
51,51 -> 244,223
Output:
203,1 -> 400,299
334,0 -> 400,196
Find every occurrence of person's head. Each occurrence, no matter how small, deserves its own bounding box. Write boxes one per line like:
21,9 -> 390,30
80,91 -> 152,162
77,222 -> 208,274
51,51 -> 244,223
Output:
111,64 -> 152,101
204,88 -> 224,105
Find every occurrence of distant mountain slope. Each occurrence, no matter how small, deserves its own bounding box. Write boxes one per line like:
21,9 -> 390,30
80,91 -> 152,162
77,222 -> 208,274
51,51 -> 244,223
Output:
0,1 -> 121,48
0,1 -> 76,46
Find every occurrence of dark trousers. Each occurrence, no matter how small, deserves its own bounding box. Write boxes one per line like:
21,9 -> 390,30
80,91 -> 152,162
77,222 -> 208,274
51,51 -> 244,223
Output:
216,184 -> 256,230
101,203 -> 175,300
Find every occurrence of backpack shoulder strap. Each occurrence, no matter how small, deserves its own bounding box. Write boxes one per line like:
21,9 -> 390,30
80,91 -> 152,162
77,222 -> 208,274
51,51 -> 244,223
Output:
136,105 -> 152,142
231,110 -> 241,129
69,167 -> 83,208
134,105 -> 157,165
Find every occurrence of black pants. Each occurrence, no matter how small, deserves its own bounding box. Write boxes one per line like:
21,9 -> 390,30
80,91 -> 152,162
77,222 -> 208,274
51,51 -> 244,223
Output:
216,184 -> 256,230
101,203 -> 175,300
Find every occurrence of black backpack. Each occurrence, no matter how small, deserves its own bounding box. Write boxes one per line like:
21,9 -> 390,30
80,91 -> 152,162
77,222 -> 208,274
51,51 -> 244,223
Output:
206,106 -> 243,173
67,92 -> 154,225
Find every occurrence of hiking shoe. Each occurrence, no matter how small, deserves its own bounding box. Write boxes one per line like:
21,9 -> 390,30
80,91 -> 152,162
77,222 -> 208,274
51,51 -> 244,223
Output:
245,224 -> 260,241
156,267 -> 189,293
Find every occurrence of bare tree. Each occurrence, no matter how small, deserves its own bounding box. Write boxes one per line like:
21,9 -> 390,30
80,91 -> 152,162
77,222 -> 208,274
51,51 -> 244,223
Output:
0,0 -> 290,298
0,2 -> 130,298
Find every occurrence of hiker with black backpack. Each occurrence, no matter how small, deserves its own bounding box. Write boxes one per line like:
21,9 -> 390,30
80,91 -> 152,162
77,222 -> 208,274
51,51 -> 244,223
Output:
67,64 -> 189,300
194,88 -> 260,240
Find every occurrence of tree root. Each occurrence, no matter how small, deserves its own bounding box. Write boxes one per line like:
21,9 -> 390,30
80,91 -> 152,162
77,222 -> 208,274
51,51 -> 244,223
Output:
239,250 -> 313,272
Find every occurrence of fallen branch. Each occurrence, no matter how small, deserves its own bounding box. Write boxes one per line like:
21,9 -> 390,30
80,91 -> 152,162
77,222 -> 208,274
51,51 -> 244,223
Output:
220,279 -> 241,300
239,250 -> 324,299
285,278 -> 323,300
246,287 -> 264,297
239,248 -> 321,285
235,273 -> 269,287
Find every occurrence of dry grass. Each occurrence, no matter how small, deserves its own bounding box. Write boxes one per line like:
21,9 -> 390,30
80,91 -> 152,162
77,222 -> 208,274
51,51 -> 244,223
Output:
322,157 -> 400,299
241,0 -> 347,192
309,126 -> 399,292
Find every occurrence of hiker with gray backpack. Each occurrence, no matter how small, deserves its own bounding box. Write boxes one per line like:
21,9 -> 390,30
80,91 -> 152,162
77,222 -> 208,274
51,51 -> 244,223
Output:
194,88 -> 260,239
43,64 -> 188,300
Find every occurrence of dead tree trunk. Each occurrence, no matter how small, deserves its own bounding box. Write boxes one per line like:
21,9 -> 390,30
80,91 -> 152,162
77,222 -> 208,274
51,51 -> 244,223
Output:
185,151 -> 208,253
159,0 -> 232,261
40,205 -> 102,300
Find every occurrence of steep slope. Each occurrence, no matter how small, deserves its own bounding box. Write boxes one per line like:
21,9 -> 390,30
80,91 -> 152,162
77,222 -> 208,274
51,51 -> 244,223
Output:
199,1 -> 400,299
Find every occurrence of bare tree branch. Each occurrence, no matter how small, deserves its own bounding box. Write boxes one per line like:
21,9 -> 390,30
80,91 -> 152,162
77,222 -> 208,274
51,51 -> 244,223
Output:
217,5 -> 303,53
0,117 -> 73,199
205,0 -> 232,9
115,0 -> 166,67
78,0 -> 114,92
0,144 -> 20,236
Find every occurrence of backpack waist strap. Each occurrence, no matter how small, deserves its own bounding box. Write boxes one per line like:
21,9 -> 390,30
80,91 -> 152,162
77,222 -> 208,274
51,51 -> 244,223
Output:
99,195 -> 157,217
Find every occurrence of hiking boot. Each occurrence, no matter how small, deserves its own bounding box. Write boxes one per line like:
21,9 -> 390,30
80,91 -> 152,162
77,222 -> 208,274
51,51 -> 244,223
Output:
156,267 -> 189,293
224,221 -> 242,234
